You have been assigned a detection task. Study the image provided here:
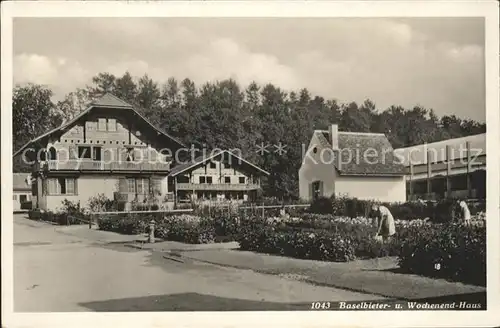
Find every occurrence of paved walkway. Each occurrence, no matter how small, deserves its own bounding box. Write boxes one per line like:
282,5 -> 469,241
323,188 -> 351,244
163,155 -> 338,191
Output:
175,249 -> 486,301
16,215 -> 486,306
14,215 -> 387,312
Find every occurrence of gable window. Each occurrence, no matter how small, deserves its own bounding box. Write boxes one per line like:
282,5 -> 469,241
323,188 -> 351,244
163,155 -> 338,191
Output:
224,176 -> 231,184
199,176 -> 213,184
239,177 -> 246,184
93,147 -> 102,161
47,178 -> 77,195
126,148 -> 135,162
78,146 -> 92,159
209,162 -> 216,169
107,119 -> 117,132
98,118 -> 107,131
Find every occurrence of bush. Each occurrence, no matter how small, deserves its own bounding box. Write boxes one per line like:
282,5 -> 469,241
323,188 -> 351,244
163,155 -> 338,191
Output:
398,223 -> 486,286
20,201 -> 32,210
97,213 -> 152,234
155,216 -> 216,244
237,217 -> 356,262
309,197 -> 334,214
387,201 -> 433,221
97,213 -> 238,244
28,208 -> 42,220
132,203 -> 160,211
27,200 -> 89,225
88,194 -> 116,212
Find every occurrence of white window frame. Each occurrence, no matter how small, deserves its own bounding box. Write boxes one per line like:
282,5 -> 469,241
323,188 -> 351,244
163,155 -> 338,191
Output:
107,118 -> 117,132
98,118 -> 107,131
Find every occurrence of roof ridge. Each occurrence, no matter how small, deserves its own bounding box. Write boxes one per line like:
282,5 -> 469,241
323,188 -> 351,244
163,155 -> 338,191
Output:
338,131 -> 386,136
91,93 -> 133,108
395,133 -> 486,151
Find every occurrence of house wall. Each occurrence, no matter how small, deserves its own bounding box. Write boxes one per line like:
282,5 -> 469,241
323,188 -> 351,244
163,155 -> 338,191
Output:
37,173 -> 171,212
334,175 -> 406,203
46,111 -> 172,164
186,159 -> 254,184
298,133 -> 336,200
13,191 -> 31,210
42,175 -> 120,211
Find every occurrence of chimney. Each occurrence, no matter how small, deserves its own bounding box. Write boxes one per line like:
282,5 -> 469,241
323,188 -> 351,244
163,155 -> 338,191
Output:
329,124 -> 339,150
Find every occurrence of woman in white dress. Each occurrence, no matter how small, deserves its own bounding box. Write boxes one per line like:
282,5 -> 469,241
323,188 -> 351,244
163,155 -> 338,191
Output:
371,204 -> 396,242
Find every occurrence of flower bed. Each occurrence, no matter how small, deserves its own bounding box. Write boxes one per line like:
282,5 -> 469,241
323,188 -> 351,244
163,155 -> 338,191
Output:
398,223 -> 486,286
237,214 -> 486,285
97,213 -> 240,244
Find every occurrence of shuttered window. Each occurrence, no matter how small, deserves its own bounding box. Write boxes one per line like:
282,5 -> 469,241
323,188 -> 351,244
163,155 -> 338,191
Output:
136,178 -> 149,194
47,178 -> 77,195
127,178 -> 136,193
152,177 -> 162,195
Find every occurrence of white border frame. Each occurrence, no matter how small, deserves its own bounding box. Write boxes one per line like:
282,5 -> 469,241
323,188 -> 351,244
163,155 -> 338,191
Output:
2,1 -> 499,327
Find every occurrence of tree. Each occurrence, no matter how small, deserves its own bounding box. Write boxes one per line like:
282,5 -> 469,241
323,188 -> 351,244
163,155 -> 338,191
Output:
114,72 -> 138,104
55,88 -> 94,122
13,84 -> 62,172
14,72 -> 486,197
87,72 -> 117,98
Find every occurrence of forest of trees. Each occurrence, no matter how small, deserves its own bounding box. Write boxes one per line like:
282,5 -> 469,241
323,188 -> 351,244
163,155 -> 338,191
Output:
13,72 -> 486,199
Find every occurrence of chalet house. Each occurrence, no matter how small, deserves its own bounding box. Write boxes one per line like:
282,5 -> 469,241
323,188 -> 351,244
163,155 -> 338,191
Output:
168,150 -> 270,204
299,124 -> 407,203
13,173 -> 32,211
13,94 -> 269,211
13,94 -> 186,211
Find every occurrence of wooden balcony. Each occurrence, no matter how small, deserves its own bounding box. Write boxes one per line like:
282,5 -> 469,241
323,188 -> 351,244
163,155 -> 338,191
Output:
176,183 -> 260,191
34,160 -> 171,172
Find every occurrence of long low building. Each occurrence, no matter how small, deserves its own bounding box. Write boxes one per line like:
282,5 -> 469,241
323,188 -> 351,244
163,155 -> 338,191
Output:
394,133 -> 486,200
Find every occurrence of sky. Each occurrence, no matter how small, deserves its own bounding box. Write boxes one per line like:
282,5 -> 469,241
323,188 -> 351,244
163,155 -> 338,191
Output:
13,17 -> 485,122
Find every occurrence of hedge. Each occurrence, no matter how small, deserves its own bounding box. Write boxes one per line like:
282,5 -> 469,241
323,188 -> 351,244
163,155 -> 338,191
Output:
398,223 -> 486,286
20,201 -> 32,210
28,208 -> 89,225
308,196 -> 484,223
237,216 -> 485,285
237,217 -> 404,261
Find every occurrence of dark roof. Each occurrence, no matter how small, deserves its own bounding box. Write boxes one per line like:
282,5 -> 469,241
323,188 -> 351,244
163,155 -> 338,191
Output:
90,93 -> 133,108
13,173 -> 31,191
317,130 -> 405,176
169,150 -> 270,177
13,93 -> 186,157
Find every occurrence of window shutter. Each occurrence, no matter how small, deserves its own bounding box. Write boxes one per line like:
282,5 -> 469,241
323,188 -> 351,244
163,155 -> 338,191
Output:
118,178 -> 128,193
152,177 -> 162,195
150,148 -> 157,162
309,183 -> 313,200
42,179 -> 48,196
319,181 -> 324,197
103,147 -> 112,162
68,145 -> 77,160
